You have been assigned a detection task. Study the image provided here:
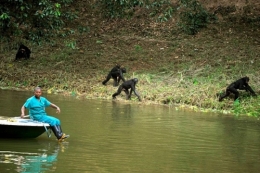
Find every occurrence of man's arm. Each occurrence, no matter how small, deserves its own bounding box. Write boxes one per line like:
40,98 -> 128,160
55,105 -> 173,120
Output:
21,106 -> 26,118
50,103 -> 61,113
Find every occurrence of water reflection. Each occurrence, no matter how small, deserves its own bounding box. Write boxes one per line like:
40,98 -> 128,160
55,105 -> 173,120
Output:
0,139 -> 68,173
111,101 -> 133,122
2,89 -> 260,172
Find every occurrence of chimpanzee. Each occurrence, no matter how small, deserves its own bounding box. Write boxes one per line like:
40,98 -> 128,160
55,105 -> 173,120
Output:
112,78 -> 141,101
219,76 -> 257,101
15,44 -> 31,60
102,64 -> 126,86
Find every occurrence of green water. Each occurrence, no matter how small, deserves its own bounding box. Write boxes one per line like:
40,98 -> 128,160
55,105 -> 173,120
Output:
0,89 -> 260,173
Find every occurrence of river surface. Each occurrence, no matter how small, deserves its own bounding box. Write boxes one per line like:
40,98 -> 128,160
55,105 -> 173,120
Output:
0,89 -> 260,173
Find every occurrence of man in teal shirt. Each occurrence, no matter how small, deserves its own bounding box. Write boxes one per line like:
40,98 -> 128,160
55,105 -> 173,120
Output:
21,87 -> 69,142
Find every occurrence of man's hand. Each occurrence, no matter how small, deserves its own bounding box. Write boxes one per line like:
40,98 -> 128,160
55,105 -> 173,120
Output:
56,107 -> 61,114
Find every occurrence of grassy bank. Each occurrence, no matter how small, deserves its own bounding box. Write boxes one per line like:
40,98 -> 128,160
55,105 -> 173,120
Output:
0,20 -> 260,117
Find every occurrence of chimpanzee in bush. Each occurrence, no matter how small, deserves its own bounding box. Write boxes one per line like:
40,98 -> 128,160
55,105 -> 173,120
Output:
15,44 -> 31,60
112,78 -> 141,101
219,76 -> 257,101
102,64 -> 126,86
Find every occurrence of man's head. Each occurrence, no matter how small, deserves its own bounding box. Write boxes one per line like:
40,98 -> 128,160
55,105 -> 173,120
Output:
34,87 -> 42,98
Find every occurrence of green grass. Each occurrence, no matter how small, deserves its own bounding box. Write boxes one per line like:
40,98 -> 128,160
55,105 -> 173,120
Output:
0,20 -> 260,117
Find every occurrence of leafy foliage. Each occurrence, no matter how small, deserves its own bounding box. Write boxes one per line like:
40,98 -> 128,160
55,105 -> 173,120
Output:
177,0 -> 216,35
148,0 -> 175,22
96,0 -> 215,35
0,0 -> 77,43
95,0 -> 146,18
95,0 -> 174,20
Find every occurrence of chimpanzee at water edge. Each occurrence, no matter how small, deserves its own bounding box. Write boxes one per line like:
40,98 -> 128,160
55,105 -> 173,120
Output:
112,78 -> 141,101
102,64 -> 126,87
218,76 -> 257,101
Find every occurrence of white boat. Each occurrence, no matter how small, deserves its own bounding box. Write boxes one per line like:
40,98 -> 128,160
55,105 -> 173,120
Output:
0,117 -> 50,138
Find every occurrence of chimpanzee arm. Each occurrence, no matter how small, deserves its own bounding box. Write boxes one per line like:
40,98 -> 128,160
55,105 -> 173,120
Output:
119,70 -> 126,82
133,90 -> 141,101
25,46 -> 31,54
15,52 -> 20,60
238,79 -> 247,90
245,85 -> 257,96
130,84 -> 141,101
129,84 -> 133,99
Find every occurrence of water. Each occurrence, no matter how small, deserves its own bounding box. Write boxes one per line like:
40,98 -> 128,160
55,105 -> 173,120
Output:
0,89 -> 260,173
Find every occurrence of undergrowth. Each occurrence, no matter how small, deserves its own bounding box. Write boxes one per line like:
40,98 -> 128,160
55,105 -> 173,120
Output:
0,2 -> 260,117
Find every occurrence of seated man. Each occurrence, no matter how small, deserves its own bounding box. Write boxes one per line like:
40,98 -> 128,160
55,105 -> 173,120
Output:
102,64 -> 126,86
21,87 -> 69,142
112,78 -> 141,101
219,76 -> 257,101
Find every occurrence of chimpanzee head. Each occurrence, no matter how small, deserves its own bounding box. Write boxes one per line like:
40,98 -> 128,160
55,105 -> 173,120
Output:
19,48 -> 27,57
243,76 -> 249,83
20,49 -> 26,54
115,64 -> 121,68
121,67 -> 126,73
133,78 -> 138,84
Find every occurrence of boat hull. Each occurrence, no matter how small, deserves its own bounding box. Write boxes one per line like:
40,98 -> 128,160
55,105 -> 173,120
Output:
0,118 -> 50,138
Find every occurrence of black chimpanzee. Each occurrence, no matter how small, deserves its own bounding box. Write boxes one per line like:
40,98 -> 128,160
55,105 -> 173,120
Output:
112,78 -> 141,101
102,64 -> 126,86
15,44 -> 31,60
219,76 -> 257,101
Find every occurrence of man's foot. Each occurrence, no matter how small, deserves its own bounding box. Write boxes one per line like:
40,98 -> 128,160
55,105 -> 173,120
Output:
58,133 -> 70,142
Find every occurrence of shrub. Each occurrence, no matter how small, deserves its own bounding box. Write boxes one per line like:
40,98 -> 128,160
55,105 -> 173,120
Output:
95,0 -> 146,18
0,0 -> 77,43
177,0 -> 216,35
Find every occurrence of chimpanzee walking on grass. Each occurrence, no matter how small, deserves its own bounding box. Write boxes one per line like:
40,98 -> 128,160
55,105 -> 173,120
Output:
102,64 -> 126,86
112,78 -> 141,101
15,44 -> 31,60
219,76 -> 257,101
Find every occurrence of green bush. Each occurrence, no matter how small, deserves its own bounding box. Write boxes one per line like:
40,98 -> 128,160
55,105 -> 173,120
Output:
148,0 -> 174,22
0,0 -> 77,43
95,0 -> 146,18
96,0 -> 174,20
177,0 -> 216,35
